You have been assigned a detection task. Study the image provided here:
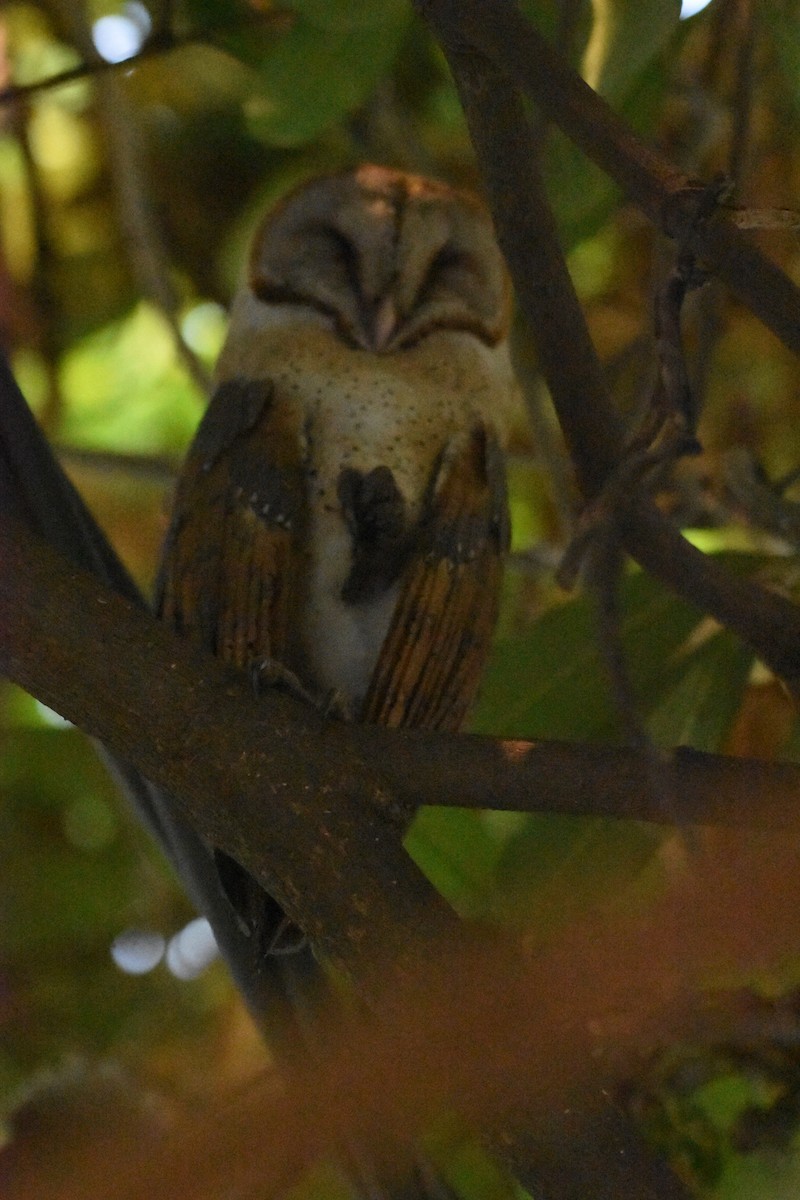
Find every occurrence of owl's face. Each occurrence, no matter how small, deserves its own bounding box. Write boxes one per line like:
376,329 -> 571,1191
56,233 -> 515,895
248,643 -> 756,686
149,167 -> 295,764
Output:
247,164 -> 511,354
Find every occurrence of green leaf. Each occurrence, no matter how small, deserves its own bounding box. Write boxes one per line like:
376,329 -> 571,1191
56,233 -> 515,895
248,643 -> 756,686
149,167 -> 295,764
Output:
473,569 -> 703,742
279,0 -> 407,30
516,0 -> 561,43
582,0 -> 681,103
474,557 -> 762,745
0,725 -> 221,1096
216,1 -> 411,147
645,630 -> 754,753
545,132 -> 621,249
184,0 -> 242,26
58,303 -> 203,454
405,808 -> 521,918
424,1113 -> 530,1200
484,813 -> 665,940
544,18 -> 673,246
715,1146 -> 800,1200
472,637 -> 754,945
762,0 -> 800,117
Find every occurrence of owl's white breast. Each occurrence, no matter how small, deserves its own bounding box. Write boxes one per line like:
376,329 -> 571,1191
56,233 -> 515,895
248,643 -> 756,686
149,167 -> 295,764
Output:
216,292 -> 516,705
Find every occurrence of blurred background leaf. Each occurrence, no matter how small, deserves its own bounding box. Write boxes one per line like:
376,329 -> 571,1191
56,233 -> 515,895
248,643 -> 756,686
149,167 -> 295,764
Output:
582,0 -> 681,103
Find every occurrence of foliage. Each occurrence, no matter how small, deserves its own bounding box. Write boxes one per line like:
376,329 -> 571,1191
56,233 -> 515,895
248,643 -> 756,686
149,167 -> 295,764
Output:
3,0 -> 800,1197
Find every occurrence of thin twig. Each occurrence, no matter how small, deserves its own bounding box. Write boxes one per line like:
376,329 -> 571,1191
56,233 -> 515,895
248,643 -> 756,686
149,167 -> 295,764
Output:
651,180 -> 731,440
586,527 -> 651,746
0,9 -> 292,106
723,448 -> 800,546
724,205 -> 800,230
561,181 -> 720,593
685,0 -> 760,431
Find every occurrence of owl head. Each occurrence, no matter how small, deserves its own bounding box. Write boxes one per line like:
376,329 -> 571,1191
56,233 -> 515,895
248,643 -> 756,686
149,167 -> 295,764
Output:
247,165 -> 511,354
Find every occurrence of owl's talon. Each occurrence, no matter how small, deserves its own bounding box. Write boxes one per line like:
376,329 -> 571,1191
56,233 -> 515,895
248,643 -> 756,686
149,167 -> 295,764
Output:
250,657 -> 317,707
321,688 -> 352,721
250,659 -> 350,720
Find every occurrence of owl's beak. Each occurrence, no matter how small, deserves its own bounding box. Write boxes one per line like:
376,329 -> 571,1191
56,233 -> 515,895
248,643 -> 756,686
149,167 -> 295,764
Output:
372,295 -> 399,352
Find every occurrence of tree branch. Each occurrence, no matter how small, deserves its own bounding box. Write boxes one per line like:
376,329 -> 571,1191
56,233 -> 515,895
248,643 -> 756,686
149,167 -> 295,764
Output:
414,0 -> 800,691
0,514 -> 456,984
0,10 -> 292,106
416,0 -> 800,357
4,512 -> 800,874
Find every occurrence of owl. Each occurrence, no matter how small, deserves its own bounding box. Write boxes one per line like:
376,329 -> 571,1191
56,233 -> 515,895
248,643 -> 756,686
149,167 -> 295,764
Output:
157,165 -> 516,742
156,164 -> 517,979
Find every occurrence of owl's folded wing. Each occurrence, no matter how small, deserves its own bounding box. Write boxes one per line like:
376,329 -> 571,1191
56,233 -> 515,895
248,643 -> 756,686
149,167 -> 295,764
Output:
156,376 -> 306,674
360,423 -> 509,732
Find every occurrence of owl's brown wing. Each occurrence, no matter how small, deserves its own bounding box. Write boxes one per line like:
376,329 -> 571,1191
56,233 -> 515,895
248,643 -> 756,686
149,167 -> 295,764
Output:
360,424 -> 509,732
156,375 -> 309,959
156,376 -> 306,675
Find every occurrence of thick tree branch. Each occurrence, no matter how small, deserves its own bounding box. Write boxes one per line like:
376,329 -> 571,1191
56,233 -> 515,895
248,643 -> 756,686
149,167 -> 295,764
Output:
4,515 -> 800,879
0,515 -> 455,985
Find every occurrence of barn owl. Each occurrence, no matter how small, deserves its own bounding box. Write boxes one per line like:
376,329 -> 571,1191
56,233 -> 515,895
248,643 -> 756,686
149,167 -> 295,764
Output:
156,165 -> 516,952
